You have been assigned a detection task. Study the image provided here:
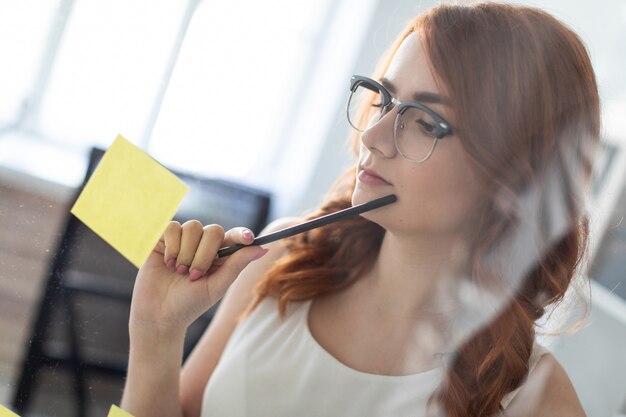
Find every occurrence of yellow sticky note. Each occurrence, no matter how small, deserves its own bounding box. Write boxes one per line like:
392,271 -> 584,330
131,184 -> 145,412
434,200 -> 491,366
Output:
0,405 -> 20,417
71,135 -> 188,268
108,404 -> 135,417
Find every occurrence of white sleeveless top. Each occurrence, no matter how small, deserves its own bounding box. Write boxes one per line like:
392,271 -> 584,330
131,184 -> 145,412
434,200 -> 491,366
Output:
201,296 -> 548,417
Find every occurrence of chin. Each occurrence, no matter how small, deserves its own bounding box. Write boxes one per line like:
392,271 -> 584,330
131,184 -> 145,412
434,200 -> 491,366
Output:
351,188 -> 363,207
351,183 -> 389,206
352,187 -> 395,228
358,210 -> 385,226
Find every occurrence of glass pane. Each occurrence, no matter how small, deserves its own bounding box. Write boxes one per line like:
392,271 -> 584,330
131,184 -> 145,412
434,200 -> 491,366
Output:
5,2 -> 626,417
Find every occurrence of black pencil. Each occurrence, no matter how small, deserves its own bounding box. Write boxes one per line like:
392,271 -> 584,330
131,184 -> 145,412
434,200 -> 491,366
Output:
217,194 -> 397,258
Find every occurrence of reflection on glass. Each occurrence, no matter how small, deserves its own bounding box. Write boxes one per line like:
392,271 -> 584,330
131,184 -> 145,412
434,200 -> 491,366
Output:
0,1 -> 626,417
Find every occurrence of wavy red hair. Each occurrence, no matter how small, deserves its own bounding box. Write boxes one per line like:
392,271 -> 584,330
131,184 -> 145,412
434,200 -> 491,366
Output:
245,3 -> 600,416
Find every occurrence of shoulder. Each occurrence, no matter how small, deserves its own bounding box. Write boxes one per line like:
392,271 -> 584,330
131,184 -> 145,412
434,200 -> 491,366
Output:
505,351 -> 586,417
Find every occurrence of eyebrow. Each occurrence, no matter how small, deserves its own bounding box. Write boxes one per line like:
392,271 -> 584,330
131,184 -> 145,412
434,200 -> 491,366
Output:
379,77 -> 450,106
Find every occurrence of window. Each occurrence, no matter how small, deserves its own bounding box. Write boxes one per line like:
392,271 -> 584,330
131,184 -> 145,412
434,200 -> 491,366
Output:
0,1 -> 58,126
0,0 -> 377,217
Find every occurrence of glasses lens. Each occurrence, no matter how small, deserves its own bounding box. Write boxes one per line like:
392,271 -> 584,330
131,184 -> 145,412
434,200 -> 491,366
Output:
347,83 -> 385,131
394,106 -> 439,162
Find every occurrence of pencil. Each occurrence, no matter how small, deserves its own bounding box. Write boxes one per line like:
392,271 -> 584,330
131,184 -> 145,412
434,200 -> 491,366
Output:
217,194 -> 397,258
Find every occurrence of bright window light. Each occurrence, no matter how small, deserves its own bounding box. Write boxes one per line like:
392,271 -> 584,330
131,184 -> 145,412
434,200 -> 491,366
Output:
36,0 -> 187,148
0,1 -> 58,126
148,0 -> 332,180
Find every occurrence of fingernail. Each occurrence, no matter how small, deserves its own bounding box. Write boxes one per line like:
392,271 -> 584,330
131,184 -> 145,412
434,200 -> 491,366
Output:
166,258 -> 175,269
242,229 -> 254,241
177,264 -> 188,275
251,248 -> 269,261
189,268 -> 203,281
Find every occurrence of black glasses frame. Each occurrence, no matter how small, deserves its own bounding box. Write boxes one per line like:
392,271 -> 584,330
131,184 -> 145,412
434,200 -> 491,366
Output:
348,75 -> 453,140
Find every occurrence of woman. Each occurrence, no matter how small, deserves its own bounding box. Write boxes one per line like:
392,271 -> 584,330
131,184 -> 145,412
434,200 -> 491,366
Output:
121,3 -> 599,416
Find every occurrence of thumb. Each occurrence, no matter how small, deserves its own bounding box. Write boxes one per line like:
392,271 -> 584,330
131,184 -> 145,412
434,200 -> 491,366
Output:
222,246 -> 269,276
206,246 -> 269,304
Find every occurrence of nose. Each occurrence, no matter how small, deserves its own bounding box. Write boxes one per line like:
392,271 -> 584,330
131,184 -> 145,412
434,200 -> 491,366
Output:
360,107 -> 398,159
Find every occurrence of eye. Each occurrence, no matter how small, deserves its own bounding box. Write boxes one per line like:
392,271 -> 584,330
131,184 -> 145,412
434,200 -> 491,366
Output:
371,98 -> 393,117
370,94 -> 386,109
416,118 -> 436,135
361,87 -> 384,110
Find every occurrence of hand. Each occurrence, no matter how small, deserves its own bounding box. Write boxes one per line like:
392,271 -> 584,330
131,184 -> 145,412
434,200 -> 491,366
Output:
129,220 -> 268,333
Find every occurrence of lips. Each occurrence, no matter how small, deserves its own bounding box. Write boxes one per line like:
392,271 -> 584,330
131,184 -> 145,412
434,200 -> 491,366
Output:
358,166 -> 392,186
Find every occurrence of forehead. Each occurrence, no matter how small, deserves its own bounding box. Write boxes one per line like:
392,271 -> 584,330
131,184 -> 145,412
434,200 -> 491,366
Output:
383,32 -> 442,97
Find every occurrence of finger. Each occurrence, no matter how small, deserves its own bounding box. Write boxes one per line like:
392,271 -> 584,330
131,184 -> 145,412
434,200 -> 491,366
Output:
207,227 -> 255,269
155,239 -> 166,254
222,227 -> 255,247
205,246 -> 269,305
189,224 -> 226,281
162,221 -> 182,268
176,220 -> 206,274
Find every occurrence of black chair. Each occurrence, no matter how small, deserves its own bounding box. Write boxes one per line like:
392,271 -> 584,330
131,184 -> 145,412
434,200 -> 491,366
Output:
13,147 -> 271,417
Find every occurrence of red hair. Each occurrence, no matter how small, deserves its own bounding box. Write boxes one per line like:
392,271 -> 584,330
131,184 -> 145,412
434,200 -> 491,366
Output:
245,3 -> 600,416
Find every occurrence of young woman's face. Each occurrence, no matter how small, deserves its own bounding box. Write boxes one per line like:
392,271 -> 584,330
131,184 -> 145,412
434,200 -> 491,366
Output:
352,32 -> 485,240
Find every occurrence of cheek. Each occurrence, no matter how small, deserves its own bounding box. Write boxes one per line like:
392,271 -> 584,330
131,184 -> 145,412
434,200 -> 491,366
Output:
354,143 -> 485,233
431,170 -> 484,231
398,161 -> 484,232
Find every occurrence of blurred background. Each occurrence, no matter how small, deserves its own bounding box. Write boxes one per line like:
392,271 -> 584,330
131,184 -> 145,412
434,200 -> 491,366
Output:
0,0 -> 625,416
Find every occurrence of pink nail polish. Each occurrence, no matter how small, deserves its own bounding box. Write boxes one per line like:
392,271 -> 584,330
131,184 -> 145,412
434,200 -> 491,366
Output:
177,264 -> 188,275
242,229 -> 254,241
166,258 -> 175,269
189,268 -> 203,281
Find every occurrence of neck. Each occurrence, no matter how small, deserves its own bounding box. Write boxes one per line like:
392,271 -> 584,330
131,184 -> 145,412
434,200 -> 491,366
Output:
361,230 -> 471,319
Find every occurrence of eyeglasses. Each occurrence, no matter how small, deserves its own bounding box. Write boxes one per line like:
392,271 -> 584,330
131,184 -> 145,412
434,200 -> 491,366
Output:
347,75 -> 454,163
